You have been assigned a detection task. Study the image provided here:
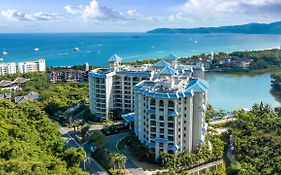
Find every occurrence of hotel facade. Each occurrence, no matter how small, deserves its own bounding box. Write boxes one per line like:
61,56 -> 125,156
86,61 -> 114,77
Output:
89,54 -> 208,159
0,59 -> 46,75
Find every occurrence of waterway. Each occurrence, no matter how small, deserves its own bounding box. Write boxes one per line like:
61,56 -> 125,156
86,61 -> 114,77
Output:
206,72 -> 280,111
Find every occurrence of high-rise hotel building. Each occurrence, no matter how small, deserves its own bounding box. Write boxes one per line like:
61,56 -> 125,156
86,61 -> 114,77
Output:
89,54 -> 208,159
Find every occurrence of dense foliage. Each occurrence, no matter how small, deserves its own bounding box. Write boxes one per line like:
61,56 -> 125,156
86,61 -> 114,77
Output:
0,100 -> 86,174
125,49 -> 281,72
1,72 -> 89,121
160,134 -> 225,173
229,104 -> 281,175
90,131 -> 127,174
271,71 -> 281,101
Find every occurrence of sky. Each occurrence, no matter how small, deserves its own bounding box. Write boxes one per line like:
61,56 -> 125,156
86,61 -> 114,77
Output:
1,0 -> 281,32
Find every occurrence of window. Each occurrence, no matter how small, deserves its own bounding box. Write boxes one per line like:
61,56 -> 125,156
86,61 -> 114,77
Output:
168,100 -> 174,107
150,99 -> 156,106
160,122 -> 164,127
159,116 -> 164,121
159,100 -> 164,107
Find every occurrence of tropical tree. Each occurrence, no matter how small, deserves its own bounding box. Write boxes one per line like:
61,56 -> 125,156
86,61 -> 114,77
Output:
63,148 -> 86,167
89,131 -> 107,148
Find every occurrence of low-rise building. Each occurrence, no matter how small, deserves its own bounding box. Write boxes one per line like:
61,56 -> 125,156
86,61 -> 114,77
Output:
0,77 -> 29,91
48,69 -> 85,83
0,93 -> 11,100
14,92 -> 40,103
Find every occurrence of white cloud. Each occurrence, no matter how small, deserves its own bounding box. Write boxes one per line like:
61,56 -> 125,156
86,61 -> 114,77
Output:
1,9 -> 65,21
167,0 -> 281,27
64,0 -> 159,23
65,0 -> 125,22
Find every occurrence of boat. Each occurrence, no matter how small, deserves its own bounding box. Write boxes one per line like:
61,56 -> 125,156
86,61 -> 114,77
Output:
73,47 -> 80,52
2,51 -> 8,55
34,48 -> 40,51
194,40 -> 199,44
0,58 -> 3,61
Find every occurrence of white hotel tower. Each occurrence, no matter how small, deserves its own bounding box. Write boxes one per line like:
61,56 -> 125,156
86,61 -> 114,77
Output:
89,54 -> 208,159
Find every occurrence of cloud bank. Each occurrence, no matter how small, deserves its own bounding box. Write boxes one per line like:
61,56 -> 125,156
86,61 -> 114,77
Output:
1,9 -> 65,21
64,0 -> 158,23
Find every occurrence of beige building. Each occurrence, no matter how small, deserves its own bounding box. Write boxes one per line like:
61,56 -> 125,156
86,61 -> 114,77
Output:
89,54 -> 208,159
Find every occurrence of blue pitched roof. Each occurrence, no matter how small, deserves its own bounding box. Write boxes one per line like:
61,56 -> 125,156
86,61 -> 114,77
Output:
153,60 -> 171,67
163,54 -> 177,61
186,78 -> 208,93
122,113 -> 135,123
168,145 -> 180,151
154,137 -> 172,143
160,66 -> 178,75
146,142 -> 155,148
108,54 -> 122,62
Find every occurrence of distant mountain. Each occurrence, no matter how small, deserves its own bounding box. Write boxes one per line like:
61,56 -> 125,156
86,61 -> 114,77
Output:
147,21 -> 281,34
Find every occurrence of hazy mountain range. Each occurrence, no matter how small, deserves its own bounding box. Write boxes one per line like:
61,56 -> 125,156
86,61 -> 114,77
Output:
147,21 -> 281,34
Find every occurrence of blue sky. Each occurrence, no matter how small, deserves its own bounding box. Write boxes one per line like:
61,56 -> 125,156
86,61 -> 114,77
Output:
1,0 -> 281,32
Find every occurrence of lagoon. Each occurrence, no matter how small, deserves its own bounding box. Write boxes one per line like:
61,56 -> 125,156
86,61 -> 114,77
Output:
206,72 -> 280,111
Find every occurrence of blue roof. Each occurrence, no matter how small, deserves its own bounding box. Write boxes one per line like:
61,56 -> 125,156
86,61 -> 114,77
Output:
168,111 -> 179,116
154,137 -> 172,143
88,71 -> 116,78
122,113 -> 135,123
186,78 -> 208,93
116,71 -> 151,77
108,54 -> 122,62
146,142 -> 155,148
147,109 -> 156,113
134,86 -> 194,99
160,66 -> 178,75
168,145 -> 180,151
178,69 -> 193,74
153,60 -> 171,67
163,54 -> 177,61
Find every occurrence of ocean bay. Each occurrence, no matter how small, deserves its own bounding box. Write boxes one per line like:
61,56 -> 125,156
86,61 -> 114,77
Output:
0,32 -> 281,110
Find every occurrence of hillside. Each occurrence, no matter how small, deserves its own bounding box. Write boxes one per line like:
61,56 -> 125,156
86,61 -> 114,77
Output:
147,21 -> 281,34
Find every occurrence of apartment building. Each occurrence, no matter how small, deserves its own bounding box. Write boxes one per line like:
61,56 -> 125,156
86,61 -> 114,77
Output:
0,59 -> 45,75
89,54 -> 208,159
0,63 -> 17,75
134,72 -> 208,159
48,69 -> 85,83
89,54 -> 205,117
17,59 -> 46,73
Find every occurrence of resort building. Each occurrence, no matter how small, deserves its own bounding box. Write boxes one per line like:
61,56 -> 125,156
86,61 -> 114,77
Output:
48,69 -> 85,83
88,54 -> 208,159
134,73 -> 208,159
0,63 -> 17,75
0,59 -> 45,75
17,59 -> 46,73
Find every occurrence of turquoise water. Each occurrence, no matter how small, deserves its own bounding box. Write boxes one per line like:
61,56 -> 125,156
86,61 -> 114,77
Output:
1,33 -> 281,66
0,33 -> 280,110
206,72 -> 280,111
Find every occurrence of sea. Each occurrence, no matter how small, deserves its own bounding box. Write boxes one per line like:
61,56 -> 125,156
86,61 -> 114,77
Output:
1,33 -> 281,66
0,32 -> 280,110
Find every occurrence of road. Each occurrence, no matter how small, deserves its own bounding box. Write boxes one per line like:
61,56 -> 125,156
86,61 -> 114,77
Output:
60,127 -> 109,175
105,132 -> 146,175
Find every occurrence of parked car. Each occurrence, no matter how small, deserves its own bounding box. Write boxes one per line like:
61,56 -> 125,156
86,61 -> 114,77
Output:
101,124 -> 129,135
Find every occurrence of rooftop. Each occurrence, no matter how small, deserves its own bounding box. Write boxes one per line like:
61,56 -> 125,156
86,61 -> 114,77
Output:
108,54 -> 122,62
